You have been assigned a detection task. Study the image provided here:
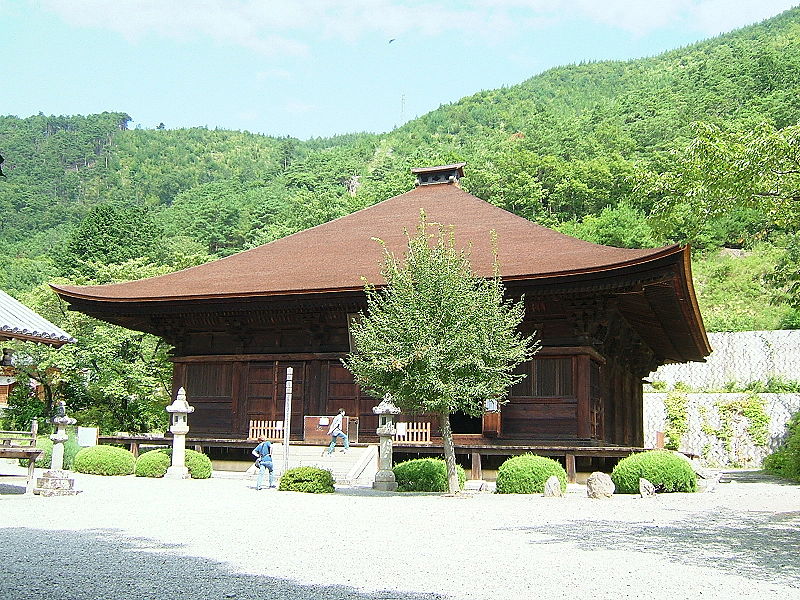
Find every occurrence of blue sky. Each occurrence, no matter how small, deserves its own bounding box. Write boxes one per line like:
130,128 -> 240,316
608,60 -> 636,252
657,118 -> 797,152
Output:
2,1 -> 798,139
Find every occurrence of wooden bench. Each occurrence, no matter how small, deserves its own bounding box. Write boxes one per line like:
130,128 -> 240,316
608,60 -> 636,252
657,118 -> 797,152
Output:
0,420 -> 44,487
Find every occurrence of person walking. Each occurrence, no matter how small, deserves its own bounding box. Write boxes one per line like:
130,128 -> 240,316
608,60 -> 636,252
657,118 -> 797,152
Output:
252,436 -> 275,489
324,408 -> 349,455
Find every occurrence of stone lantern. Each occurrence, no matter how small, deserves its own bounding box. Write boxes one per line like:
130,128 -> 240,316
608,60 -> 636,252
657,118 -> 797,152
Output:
372,397 -> 401,491
165,387 -> 194,479
50,400 -> 76,471
33,401 -> 80,496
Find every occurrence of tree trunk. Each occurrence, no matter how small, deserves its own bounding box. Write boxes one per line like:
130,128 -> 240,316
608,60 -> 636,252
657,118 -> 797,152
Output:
439,411 -> 460,494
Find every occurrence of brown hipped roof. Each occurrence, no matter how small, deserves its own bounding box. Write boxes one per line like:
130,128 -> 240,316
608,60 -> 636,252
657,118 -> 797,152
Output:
52,183 -> 682,303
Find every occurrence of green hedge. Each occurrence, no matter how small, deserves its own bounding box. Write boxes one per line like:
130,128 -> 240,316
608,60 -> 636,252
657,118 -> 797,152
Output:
134,448 -> 212,479
611,450 -> 697,493
763,410 -> 800,481
495,454 -> 567,494
73,445 -> 136,476
278,466 -> 334,493
20,433 -> 81,470
393,458 -> 466,492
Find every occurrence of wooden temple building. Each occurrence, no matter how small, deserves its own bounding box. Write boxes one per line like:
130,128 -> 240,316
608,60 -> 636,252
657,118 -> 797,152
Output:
52,164 -> 711,473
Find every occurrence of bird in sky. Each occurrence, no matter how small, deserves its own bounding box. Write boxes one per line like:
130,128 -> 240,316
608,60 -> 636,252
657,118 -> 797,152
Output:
389,38 -> 396,44
0,154 -> 6,178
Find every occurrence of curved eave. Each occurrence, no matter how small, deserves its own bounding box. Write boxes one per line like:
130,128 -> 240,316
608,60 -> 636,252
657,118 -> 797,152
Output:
677,245 -> 712,359
50,243 -> 684,305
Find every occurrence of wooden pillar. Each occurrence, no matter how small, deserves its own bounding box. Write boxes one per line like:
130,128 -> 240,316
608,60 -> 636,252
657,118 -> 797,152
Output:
613,364 -> 624,445
575,355 -> 590,439
232,361 -> 244,435
565,453 -> 576,484
470,452 -> 482,480
308,360 -> 323,416
634,380 -> 644,447
130,441 -> 139,458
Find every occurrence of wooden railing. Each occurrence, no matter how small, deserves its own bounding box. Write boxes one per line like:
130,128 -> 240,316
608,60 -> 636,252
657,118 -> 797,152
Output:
248,420 -> 284,440
393,421 -> 431,444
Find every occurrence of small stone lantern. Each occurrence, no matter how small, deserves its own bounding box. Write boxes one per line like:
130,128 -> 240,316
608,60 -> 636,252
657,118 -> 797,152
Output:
372,397 -> 401,491
34,401 -> 80,496
165,387 -> 194,479
50,401 -> 76,471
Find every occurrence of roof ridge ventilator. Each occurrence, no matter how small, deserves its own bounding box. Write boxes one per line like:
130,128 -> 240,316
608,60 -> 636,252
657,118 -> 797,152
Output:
411,162 -> 466,186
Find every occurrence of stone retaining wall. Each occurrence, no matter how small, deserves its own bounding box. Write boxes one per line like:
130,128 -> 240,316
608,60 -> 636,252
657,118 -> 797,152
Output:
649,330 -> 800,389
644,392 -> 800,467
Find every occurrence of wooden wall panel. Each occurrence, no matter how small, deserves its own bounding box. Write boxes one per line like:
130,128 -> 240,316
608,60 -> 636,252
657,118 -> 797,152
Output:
182,363 -> 234,435
191,398 -> 233,433
503,398 -> 577,437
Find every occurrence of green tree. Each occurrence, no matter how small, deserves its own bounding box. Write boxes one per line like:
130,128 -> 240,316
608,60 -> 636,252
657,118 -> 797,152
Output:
556,202 -> 656,248
343,215 -> 538,493
61,202 -> 164,275
645,122 -> 800,233
3,268 -> 173,435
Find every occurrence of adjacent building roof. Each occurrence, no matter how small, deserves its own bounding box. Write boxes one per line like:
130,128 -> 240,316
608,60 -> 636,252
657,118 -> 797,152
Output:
0,290 -> 75,347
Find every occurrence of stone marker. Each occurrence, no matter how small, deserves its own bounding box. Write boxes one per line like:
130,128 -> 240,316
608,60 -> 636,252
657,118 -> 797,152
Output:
586,471 -> 615,498
543,475 -> 563,497
639,477 -> 657,498
33,469 -> 81,497
464,480 -> 486,492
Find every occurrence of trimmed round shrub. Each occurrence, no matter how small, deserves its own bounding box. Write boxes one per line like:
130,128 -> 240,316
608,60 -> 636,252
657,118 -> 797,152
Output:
393,458 -> 466,492
134,449 -> 170,478
73,445 -> 136,476
495,454 -> 567,494
183,448 -> 213,479
278,466 -> 334,493
611,450 -> 697,493
134,448 -> 212,479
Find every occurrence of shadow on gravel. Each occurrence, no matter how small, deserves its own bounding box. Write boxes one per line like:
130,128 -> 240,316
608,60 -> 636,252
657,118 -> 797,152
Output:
722,470 -> 799,486
0,528 -> 444,600
511,509 -> 800,586
0,482 -> 26,495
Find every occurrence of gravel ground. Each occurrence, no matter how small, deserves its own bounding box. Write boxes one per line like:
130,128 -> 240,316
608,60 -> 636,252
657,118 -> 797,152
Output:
0,466 -> 798,600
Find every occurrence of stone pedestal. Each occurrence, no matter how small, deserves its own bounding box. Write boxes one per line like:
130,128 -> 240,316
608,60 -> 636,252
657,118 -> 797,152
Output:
33,470 -> 81,496
165,424 -> 190,479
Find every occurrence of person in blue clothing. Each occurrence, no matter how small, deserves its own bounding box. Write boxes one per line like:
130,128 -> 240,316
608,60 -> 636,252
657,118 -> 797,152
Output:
324,408 -> 349,455
252,436 -> 274,489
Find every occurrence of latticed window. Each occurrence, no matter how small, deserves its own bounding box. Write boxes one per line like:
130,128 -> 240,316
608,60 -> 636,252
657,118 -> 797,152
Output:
512,357 -> 574,397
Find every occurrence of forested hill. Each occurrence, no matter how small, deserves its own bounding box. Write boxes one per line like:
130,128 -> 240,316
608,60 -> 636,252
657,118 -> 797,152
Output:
2,7 -> 800,332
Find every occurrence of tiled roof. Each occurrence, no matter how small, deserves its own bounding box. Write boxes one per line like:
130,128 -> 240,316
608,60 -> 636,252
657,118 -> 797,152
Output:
0,290 -> 75,346
51,183 -> 678,303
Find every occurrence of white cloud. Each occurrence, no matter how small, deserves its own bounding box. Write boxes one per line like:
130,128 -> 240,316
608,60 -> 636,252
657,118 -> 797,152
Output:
285,100 -> 316,115
688,0 -> 799,36
39,0 -> 309,56
257,68 -> 292,82
37,0 -> 800,54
